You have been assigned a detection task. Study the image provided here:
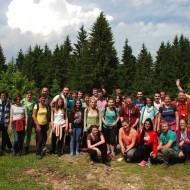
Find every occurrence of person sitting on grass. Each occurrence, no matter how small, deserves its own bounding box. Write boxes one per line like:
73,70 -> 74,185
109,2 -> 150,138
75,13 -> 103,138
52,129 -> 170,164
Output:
87,125 -> 110,166
118,120 -> 137,162
176,118 -> 190,164
134,118 -> 158,166
156,120 -> 179,168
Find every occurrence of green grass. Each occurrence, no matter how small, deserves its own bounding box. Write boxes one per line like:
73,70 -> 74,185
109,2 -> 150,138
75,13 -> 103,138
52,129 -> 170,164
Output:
0,132 -> 190,190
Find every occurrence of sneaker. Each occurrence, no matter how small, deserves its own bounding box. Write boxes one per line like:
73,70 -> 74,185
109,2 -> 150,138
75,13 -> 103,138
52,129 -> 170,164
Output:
76,151 -> 80,156
138,160 -> 148,166
107,151 -> 111,156
111,152 -> 116,158
117,157 -> 124,162
90,158 -> 94,165
103,161 -> 111,167
12,151 -> 17,157
69,152 -> 74,157
58,153 -> 63,157
80,148 -> 87,152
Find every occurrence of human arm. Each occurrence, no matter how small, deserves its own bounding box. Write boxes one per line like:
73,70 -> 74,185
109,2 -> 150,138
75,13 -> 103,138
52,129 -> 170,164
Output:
88,133 -> 105,149
176,79 -> 190,99
112,111 -> 120,126
32,105 -> 41,131
98,110 -> 102,131
118,128 -> 126,155
87,137 -> 102,156
131,118 -> 139,129
24,106 -> 28,131
175,111 -> 179,130
101,109 -> 109,127
157,112 -> 161,133
125,133 -> 137,152
9,105 -> 13,131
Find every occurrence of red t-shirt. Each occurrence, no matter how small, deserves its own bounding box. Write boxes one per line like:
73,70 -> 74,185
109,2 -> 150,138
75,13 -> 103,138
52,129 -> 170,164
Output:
171,100 -> 190,120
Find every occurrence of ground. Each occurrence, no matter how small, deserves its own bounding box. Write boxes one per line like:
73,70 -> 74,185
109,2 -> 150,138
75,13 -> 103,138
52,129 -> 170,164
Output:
0,134 -> 190,190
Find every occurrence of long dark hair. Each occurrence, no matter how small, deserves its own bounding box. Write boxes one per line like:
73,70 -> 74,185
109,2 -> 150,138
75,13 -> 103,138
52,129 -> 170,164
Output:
72,99 -> 82,113
140,118 -> 153,145
114,95 -> 122,108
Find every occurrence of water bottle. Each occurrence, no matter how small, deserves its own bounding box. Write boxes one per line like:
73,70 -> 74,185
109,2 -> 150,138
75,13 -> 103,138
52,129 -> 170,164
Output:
147,158 -> 151,168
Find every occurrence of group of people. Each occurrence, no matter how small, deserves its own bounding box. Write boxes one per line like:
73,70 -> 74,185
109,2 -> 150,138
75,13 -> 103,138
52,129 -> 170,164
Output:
0,79 -> 190,168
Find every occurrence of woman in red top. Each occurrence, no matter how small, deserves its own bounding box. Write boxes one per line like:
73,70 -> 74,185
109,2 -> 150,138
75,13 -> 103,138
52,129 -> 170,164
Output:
134,118 -> 158,166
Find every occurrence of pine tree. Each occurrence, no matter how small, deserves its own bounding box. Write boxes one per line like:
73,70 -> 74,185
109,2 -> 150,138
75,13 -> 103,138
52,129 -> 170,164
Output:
88,12 -> 119,94
15,49 -> 24,71
0,45 -> 6,72
133,44 -> 153,95
118,38 -> 136,95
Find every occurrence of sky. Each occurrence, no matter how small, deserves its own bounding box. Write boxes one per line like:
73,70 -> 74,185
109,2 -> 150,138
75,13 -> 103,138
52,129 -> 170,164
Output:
0,0 -> 190,63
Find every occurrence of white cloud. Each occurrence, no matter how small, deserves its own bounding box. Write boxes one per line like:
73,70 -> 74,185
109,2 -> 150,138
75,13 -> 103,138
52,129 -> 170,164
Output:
6,0 -> 112,36
113,21 -> 190,59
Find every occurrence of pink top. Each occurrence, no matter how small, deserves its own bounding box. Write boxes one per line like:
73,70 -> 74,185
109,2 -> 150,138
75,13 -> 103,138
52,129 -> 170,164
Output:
97,99 -> 107,112
120,127 -> 137,146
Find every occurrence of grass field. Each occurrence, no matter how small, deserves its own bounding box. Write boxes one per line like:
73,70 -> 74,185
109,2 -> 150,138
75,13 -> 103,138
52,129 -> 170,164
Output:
0,132 -> 190,190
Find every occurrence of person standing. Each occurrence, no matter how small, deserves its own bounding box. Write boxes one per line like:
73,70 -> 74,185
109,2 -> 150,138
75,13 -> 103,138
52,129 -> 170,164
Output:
33,93 -> 49,159
0,91 -> 12,155
134,91 -> 145,110
120,96 -> 140,130
10,93 -> 27,156
21,90 -> 35,154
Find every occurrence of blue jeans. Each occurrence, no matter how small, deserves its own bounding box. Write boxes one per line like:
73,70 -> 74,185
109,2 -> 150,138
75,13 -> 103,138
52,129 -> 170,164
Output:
70,128 -> 82,152
13,122 -> 25,153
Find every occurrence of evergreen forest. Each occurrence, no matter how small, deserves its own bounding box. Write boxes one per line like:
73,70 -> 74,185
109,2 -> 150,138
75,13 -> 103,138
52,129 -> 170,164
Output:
0,12 -> 190,99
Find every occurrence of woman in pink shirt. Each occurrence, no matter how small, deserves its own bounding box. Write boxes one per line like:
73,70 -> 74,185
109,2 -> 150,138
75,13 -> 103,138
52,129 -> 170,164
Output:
118,120 -> 137,162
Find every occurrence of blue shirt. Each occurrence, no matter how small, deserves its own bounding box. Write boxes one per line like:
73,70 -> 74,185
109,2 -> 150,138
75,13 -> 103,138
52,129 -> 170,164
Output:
134,100 -> 144,110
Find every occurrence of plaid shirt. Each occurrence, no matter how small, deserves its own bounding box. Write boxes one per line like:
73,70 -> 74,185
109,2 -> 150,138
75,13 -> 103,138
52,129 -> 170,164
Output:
0,99 -> 11,126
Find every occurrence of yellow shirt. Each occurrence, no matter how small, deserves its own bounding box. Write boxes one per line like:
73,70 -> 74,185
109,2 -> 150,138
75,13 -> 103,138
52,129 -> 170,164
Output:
34,104 -> 48,125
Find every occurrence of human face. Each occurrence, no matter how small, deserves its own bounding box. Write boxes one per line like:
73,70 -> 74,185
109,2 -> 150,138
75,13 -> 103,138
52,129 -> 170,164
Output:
40,96 -> 46,104
164,96 -> 171,106
58,99 -> 64,107
154,93 -> 160,103
63,87 -> 69,97
98,92 -> 103,99
78,92 -> 83,99
108,99 -> 114,108
144,121 -> 151,131
179,119 -> 187,130
72,92 -> 77,99
90,99 -> 97,108
125,98 -> 132,107
42,88 -> 49,96
15,97 -> 21,105
137,92 -> 143,100
93,89 -> 98,97
26,93 -> 32,101
146,98 -> 152,107
122,122 -> 130,131
160,92 -> 166,100
122,96 -> 126,102
116,88 -> 121,96
91,127 -> 98,136
75,100 -> 81,109
178,92 -> 185,101
161,123 -> 169,133
0,93 -> 7,102
84,96 -> 90,103
115,96 -> 120,103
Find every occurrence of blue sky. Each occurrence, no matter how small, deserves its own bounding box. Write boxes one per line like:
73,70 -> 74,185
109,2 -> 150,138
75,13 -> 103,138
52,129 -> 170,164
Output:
0,0 -> 190,62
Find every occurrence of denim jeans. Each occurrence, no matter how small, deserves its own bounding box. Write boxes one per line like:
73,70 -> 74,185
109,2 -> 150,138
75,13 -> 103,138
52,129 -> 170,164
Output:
70,128 -> 82,152
13,122 -> 25,153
